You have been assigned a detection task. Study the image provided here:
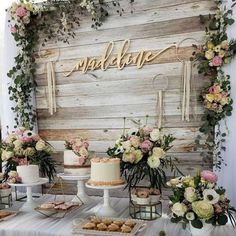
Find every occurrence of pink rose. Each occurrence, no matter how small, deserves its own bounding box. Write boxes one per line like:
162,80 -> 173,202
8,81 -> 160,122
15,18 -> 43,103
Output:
10,26 -> 17,33
77,156 -> 86,165
139,140 -> 153,153
214,204 -> 223,214
72,144 -> 81,153
20,136 -> 33,143
143,126 -> 153,135
201,170 -> 218,183
18,158 -> 28,166
212,56 -> 223,67
15,7 -> 28,18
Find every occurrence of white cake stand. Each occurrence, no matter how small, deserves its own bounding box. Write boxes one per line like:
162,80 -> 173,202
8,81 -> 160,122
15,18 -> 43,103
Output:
8,178 -> 48,212
57,173 -> 92,204
86,183 -> 125,217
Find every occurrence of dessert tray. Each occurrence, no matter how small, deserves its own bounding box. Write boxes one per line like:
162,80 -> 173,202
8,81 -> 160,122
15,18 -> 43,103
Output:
0,211 -> 18,222
35,201 -> 81,218
72,216 -> 147,236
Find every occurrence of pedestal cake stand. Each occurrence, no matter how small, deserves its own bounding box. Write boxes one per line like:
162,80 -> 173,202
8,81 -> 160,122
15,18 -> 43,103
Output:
86,183 -> 125,217
8,178 -> 48,212
57,173 -> 92,204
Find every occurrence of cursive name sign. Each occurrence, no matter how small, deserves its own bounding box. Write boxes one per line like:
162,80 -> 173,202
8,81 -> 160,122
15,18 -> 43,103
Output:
64,39 -> 176,77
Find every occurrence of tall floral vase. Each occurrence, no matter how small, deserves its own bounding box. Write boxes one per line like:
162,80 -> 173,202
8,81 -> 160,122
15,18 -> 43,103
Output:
189,222 -> 214,236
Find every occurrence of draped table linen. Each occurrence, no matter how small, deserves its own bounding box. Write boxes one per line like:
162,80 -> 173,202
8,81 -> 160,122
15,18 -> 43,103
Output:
0,195 -> 235,236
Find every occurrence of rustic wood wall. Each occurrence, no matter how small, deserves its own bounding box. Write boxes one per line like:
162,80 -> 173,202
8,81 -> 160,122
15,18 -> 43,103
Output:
34,0 -> 215,194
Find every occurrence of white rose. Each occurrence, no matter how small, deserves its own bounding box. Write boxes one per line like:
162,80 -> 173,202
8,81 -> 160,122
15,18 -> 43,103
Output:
133,150 -> 142,163
23,147 -> 35,157
150,129 -> 161,141
172,203 -> 187,217
122,152 -> 135,163
5,134 -> 17,144
152,147 -> 165,159
36,140 -> 46,151
79,147 -> 88,157
147,155 -> 161,168
0,173 -> 4,181
205,50 -> 214,60
129,136 -> 140,148
8,171 -> 18,178
122,140 -> 132,151
13,140 -> 23,150
184,187 -> 198,202
1,150 -> 14,161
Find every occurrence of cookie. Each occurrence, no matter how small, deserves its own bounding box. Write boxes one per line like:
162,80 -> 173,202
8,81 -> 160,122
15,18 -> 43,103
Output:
90,216 -> 101,224
121,224 -> 132,233
82,222 -> 96,230
137,190 -> 149,198
113,220 -> 124,226
108,223 -> 120,231
124,220 -> 136,227
102,218 -> 113,225
97,223 -> 108,231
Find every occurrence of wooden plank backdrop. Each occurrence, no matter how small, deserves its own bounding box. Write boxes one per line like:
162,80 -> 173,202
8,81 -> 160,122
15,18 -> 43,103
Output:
35,0 -> 215,195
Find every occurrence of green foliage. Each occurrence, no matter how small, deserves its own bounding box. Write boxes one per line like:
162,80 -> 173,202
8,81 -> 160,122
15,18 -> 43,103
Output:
194,0 -> 236,168
7,0 -> 134,128
191,219 -> 203,229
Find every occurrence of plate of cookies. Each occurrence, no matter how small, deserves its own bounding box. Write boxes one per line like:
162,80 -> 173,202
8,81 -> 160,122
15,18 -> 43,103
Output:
0,211 -> 18,221
35,201 -> 81,218
72,216 -> 147,235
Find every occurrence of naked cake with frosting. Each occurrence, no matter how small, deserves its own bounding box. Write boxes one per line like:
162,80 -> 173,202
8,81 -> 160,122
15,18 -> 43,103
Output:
87,157 -> 124,186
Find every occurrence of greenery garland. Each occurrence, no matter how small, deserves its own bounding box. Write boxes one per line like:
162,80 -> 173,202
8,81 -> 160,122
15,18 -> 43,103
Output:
7,0 -> 134,129
194,0 -> 236,168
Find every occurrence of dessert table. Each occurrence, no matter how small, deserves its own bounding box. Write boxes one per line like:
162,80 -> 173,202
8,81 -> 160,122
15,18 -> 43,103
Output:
0,195 -> 235,236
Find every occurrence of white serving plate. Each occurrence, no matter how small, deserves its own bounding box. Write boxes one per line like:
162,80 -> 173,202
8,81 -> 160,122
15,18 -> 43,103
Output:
72,217 -> 147,236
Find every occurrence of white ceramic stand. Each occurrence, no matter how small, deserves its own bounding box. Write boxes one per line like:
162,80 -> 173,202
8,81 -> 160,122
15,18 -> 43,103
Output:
8,178 -> 48,212
57,173 -> 92,204
86,183 -> 125,217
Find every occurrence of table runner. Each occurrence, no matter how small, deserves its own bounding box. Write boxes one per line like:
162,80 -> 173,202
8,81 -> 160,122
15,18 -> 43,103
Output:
0,195 -> 235,236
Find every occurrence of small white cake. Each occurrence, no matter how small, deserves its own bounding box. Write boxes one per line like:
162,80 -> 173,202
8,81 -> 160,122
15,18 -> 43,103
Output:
88,157 -> 124,186
16,165 -> 39,184
63,150 -> 90,176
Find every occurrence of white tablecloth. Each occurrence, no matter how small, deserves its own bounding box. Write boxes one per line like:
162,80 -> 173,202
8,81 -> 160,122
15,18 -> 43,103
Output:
0,195 -> 235,236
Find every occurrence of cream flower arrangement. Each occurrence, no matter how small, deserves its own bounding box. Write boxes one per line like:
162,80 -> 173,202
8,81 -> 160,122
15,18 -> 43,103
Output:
168,170 -> 236,229
107,125 -> 182,190
0,127 -> 56,181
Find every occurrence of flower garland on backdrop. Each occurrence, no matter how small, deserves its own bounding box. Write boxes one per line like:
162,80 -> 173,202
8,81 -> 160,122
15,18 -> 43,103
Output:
7,0 -> 134,129
194,0 -> 236,168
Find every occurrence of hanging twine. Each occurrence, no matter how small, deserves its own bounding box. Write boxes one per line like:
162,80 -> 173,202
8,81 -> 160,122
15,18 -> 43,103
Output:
176,37 -> 201,122
38,43 -> 60,115
152,74 -> 169,129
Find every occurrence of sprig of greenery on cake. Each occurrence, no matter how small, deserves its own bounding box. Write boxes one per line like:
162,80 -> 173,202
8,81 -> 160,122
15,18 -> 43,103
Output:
0,127 -> 56,181
107,126 -> 182,190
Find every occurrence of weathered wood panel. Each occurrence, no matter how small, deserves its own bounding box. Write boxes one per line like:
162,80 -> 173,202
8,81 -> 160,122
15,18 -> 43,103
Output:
35,0 -> 214,196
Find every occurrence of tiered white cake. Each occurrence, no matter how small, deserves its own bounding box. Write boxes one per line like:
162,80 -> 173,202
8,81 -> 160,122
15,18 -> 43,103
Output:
63,150 -> 90,176
88,157 -> 124,186
16,165 -> 40,184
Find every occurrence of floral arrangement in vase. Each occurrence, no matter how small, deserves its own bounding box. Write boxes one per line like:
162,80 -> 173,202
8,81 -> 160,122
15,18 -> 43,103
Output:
168,170 -> 236,231
0,127 -> 56,181
64,137 -> 91,166
107,126 -> 182,190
